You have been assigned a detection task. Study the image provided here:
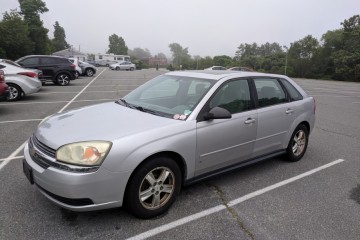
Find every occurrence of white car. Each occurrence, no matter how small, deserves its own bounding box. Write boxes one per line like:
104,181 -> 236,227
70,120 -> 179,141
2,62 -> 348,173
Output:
0,62 -> 42,101
110,61 -> 136,71
69,58 -> 82,77
204,66 -> 227,70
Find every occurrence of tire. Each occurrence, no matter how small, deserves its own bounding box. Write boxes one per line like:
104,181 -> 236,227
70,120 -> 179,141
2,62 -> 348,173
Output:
116,66 -> 120,70
56,73 -> 70,86
7,83 -> 22,101
130,67 -> 134,71
286,124 -> 309,162
125,156 -> 181,219
85,68 -> 94,77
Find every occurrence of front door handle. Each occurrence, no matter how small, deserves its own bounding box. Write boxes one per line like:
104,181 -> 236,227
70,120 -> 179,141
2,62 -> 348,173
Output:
244,118 -> 256,124
286,109 -> 294,114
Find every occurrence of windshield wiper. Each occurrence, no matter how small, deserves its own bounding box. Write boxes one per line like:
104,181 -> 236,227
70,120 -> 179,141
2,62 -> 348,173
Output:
116,99 -> 165,117
116,98 -> 129,107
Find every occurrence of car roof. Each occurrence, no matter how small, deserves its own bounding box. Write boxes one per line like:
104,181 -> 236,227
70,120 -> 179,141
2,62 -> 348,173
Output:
165,70 -> 287,81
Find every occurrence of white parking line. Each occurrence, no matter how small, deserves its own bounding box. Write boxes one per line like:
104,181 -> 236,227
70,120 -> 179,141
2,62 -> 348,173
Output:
35,90 -> 120,95
0,98 -> 117,106
126,159 -> 345,240
0,155 -> 24,162
0,119 -> 42,124
0,69 -> 107,171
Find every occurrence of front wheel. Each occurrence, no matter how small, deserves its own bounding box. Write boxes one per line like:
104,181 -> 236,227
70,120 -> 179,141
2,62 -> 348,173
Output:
56,73 -> 70,86
130,67 -> 134,71
7,83 -> 22,101
125,157 -> 181,219
286,124 -> 309,162
116,66 -> 120,70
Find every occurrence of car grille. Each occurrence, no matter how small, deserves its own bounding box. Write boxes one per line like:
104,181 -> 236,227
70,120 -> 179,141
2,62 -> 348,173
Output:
31,135 -> 56,158
29,135 -> 98,173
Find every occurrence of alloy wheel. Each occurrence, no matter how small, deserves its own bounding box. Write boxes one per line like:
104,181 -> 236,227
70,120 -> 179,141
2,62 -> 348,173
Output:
139,167 -> 175,210
292,130 -> 306,156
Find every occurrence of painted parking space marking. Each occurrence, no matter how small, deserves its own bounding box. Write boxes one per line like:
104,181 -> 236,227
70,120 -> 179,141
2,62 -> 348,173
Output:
126,159 -> 344,240
0,98 -> 117,106
0,119 -> 42,124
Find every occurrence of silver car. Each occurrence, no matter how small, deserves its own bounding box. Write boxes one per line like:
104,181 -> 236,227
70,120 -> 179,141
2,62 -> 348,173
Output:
110,61 -> 136,71
23,71 -> 315,218
0,62 -> 42,101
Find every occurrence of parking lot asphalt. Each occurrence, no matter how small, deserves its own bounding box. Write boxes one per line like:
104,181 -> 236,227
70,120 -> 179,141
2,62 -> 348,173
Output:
0,69 -> 359,240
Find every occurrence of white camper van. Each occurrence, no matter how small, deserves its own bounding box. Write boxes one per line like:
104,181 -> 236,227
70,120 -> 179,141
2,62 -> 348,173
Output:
93,54 -> 130,66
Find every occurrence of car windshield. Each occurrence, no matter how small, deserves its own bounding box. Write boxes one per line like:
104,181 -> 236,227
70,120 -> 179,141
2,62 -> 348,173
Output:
119,75 -> 215,120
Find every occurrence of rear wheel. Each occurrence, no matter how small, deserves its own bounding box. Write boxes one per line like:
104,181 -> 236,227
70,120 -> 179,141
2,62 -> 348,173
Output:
56,73 -> 70,86
125,156 -> 181,219
286,124 -> 309,162
7,83 -> 22,101
85,68 -> 94,77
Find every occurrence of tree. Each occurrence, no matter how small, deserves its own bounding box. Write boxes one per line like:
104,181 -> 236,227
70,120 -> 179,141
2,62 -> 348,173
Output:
19,0 -> 51,54
128,47 -> 151,59
0,10 -> 34,59
107,34 -> 128,55
288,35 -> 319,77
168,43 -> 192,69
51,21 -> 69,52
213,55 -> 233,67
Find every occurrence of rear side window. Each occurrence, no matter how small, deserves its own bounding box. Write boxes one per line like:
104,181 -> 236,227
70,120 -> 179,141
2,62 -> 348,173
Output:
254,78 -> 286,108
280,79 -> 303,101
0,64 -> 5,69
20,57 -> 39,65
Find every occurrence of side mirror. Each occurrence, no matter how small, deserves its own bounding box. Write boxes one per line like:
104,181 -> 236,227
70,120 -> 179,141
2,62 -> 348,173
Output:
203,107 -> 231,120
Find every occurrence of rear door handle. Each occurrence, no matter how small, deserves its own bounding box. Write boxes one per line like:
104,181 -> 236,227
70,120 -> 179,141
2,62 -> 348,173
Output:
244,118 -> 256,124
286,109 -> 294,114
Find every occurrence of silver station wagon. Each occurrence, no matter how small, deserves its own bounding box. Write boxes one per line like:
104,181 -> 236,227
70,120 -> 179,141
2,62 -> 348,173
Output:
23,71 -> 316,218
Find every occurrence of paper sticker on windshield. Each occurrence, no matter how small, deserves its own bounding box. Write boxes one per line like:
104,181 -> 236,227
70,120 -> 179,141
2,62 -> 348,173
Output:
184,110 -> 192,115
179,115 -> 187,120
173,114 -> 180,120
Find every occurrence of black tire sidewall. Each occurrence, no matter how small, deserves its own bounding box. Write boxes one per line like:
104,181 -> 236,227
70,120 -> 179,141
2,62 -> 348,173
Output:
286,124 -> 309,162
125,157 -> 181,219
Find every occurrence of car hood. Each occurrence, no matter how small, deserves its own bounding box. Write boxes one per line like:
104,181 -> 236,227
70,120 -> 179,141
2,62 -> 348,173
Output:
35,102 -> 179,150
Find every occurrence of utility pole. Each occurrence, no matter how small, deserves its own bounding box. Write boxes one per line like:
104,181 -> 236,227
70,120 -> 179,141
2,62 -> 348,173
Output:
283,46 -> 289,75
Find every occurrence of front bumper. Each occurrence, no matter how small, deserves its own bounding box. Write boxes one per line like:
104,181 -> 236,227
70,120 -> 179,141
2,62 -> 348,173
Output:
23,141 -> 131,212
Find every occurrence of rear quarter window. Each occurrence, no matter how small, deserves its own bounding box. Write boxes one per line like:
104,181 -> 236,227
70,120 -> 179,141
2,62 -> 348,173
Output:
280,79 -> 303,101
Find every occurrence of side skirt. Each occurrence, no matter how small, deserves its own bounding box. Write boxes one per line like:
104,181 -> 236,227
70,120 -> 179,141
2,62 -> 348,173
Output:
184,149 -> 286,186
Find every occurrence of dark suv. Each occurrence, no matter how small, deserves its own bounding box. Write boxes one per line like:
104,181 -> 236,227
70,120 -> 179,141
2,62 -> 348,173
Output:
16,55 -> 76,86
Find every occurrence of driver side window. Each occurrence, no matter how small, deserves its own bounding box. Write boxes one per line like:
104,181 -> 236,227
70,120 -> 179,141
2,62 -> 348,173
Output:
209,79 -> 251,114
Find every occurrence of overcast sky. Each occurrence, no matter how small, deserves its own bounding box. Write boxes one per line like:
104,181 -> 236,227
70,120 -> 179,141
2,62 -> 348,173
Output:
1,0 -> 359,57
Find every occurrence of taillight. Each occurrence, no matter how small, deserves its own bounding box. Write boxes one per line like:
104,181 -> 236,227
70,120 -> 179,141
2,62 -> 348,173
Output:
0,70 -> 4,83
18,72 -> 37,78
70,64 -> 75,70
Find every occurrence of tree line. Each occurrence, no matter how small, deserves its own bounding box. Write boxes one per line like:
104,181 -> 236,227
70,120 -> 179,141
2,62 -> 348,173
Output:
166,15 -> 360,82
0,0 -> 359,81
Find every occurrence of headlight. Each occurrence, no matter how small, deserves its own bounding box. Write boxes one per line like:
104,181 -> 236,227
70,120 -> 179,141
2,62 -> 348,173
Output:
56,141 -> 112,166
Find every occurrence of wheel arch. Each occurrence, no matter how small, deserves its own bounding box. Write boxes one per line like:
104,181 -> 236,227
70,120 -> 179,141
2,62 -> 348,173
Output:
124,151 -> 187,202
